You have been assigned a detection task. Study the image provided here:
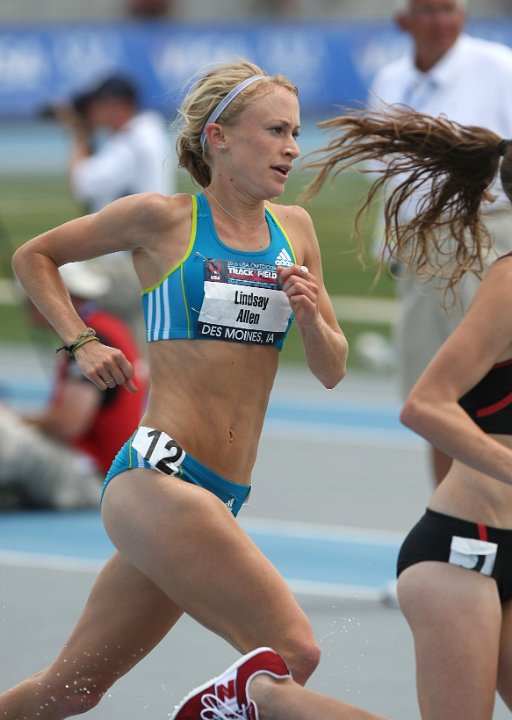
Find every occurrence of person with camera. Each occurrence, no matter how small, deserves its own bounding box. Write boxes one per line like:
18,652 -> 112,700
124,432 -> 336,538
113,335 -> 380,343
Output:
55,74 -> 177,346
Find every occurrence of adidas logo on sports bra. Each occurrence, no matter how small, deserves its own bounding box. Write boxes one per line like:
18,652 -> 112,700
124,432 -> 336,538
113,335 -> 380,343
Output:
275,248 -> 293,267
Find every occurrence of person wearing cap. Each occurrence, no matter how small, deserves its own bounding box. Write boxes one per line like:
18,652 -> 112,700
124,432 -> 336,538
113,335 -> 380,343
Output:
0,261 -> 147,510
67,74 -> 174,210
57,73 -> 177,347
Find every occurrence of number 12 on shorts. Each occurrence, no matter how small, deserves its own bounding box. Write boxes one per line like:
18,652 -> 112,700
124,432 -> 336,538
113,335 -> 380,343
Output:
132,426 -> 186,477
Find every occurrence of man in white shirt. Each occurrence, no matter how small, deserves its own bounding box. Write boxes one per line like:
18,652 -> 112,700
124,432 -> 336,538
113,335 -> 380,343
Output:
60,74 -> 177,346
369,0 -> 512,484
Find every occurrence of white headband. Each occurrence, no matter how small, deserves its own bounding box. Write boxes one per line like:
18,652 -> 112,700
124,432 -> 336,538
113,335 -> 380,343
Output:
200,74 -> 266,151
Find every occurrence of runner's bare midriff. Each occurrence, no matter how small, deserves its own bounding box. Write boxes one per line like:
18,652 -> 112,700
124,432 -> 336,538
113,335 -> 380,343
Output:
429,434 -> 512,527
140,339 -> 279,484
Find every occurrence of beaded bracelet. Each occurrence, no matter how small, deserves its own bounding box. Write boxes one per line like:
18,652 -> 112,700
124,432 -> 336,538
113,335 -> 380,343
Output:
56,327 -> 99,356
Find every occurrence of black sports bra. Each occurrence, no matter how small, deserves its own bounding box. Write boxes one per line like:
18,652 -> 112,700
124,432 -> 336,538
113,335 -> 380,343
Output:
458,252 -> 512,434
459,359 -> 512,434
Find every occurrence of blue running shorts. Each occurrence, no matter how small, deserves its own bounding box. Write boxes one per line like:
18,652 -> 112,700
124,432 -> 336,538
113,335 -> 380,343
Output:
102,426 -> 251,516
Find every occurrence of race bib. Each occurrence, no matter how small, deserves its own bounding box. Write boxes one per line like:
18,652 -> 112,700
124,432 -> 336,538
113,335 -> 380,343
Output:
197,258 -> 292,345
132,426 -> 186,477
448,536 -> 497,576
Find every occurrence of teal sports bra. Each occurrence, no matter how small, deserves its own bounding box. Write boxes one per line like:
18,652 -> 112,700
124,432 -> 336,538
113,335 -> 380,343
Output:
141,193 -> 297,350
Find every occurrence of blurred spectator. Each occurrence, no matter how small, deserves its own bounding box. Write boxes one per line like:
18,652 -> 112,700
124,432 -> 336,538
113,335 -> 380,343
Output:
253,0 -> 299,17
126,0 -> 172,17
0,261 -> 147,510
66,74 -> 174,210
55,73 -> 177,346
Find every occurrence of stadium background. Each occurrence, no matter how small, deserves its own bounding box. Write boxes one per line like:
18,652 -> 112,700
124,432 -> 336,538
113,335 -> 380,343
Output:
2,5 -> 512,718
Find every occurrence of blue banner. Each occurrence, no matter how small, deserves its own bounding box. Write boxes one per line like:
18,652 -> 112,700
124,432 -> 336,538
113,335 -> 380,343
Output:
0,18 -> 511,119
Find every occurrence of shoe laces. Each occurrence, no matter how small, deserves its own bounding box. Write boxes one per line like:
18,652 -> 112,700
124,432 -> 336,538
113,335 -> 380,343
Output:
200,692 -> 254,720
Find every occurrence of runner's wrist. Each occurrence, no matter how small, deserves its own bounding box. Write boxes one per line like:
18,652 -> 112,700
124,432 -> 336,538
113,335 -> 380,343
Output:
56,327 -> 99,356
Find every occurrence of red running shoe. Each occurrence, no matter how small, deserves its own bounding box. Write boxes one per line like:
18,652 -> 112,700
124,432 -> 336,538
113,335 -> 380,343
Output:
170,646 -> 291,719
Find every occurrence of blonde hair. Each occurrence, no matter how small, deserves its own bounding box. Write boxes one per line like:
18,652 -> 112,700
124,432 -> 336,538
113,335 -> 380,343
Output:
176,59 -> 297,188
303,105 -> 508,295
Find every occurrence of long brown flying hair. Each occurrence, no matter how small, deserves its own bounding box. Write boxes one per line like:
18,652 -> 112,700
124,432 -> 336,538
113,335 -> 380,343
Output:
302,105 -> 509,295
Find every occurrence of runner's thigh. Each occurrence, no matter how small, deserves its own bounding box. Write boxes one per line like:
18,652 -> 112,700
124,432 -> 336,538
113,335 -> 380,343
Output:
102,470 -> 316,673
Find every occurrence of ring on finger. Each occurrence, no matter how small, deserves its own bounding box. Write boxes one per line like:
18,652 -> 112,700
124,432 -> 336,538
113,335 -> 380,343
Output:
106,378 -> 116,387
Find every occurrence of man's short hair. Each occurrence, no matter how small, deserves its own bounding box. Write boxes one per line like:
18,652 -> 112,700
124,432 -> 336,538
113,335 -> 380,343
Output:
394,0 -> 467,13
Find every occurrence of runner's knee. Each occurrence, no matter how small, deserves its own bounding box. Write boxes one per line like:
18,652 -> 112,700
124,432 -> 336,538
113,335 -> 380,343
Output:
277,628 -> 321,685
35,665 -> 113,716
